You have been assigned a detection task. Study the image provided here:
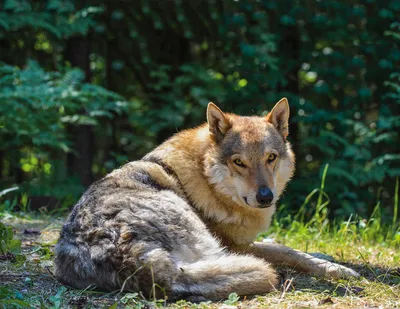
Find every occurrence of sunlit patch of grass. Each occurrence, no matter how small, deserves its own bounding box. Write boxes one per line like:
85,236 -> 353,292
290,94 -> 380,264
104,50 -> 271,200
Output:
266,165 -> 399,253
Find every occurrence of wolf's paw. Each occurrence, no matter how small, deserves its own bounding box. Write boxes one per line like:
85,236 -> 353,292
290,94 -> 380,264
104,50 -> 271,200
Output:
324,263 -> 360,279
308,253 -> 360,279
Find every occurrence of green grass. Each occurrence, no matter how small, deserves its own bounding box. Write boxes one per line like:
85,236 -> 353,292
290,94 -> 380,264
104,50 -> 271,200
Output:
1,167 -> 399,308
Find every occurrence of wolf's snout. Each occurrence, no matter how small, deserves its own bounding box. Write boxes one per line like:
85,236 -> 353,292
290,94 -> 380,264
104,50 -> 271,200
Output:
256,186 -> 274,207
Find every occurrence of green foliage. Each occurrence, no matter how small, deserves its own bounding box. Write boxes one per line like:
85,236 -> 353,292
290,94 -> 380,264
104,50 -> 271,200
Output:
120,293 -> 144,309
0,60 -> 126,151
0,0 -> 398,221
270,167 -> 400,249
0,222 -> 21,255
0,60 -> 127,203
48,286 -> 67,309
0,297 -> 31,309
0,0 -> 102,39
224,293 -> 240,306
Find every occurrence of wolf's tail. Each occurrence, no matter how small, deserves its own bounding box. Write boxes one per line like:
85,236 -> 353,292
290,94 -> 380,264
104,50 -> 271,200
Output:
171,253 -> 278,300
125,247 -> 278,301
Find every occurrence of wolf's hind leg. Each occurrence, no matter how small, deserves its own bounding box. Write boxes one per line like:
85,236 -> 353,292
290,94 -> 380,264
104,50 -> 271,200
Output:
171,253 -> 278,300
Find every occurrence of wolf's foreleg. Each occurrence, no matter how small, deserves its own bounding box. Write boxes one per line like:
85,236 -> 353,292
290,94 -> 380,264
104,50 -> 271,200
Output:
233,242 -> 360,279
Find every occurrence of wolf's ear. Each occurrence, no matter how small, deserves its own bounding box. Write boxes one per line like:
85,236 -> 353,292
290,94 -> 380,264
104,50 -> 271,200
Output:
266,98 -> 290,140
207,102 -> 231,142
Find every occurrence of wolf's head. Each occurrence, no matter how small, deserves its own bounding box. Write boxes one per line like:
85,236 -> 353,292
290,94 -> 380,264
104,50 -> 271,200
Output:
204,98 -> 295,209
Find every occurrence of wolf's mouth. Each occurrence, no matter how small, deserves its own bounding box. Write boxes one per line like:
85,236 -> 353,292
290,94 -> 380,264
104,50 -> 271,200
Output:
243,196 -> 272,208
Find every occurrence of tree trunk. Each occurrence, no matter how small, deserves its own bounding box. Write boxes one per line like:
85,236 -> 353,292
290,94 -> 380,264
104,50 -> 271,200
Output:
278,25 -> 301,170
64,36 -> 94,188
13,149 -> 23,184
0,150 -> 4,182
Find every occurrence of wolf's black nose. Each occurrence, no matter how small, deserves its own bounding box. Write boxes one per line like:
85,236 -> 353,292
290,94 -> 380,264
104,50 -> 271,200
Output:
256,186 -> 274,207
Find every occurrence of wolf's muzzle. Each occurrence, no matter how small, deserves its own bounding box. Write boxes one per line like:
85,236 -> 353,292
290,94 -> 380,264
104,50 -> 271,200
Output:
256,186 -> 274,208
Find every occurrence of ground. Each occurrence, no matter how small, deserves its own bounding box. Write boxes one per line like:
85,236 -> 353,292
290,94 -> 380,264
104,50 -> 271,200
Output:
0,213 -> 399,309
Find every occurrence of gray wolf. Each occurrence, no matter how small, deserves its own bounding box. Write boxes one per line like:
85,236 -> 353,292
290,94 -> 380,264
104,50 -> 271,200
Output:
54,98 -> 359,300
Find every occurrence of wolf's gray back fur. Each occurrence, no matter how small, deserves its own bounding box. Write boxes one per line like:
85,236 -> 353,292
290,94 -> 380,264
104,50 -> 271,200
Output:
54,160 -> 278,300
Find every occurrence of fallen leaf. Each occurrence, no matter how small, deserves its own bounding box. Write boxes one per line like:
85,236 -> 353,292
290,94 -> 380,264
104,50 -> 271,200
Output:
319,296 -> 334,305
23,229 -> 41,235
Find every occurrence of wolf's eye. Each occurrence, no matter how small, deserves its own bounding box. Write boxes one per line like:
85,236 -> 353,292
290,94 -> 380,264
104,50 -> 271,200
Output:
267,154 -> 277,163
233,158 -> 246,167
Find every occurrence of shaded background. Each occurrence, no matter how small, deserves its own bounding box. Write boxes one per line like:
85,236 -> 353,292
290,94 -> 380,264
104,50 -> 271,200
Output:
0,0 -> 399,222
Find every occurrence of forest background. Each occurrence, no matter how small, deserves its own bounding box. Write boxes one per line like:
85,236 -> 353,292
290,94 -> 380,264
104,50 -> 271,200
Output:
0,0 -> 399,223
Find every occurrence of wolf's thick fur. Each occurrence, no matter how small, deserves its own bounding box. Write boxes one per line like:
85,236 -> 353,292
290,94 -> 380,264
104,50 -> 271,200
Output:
55,99 -> 359,300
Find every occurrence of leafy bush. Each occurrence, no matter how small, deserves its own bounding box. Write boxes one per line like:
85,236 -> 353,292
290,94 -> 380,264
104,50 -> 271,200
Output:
0,60 -> 127,203
0,223 -> 21,256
